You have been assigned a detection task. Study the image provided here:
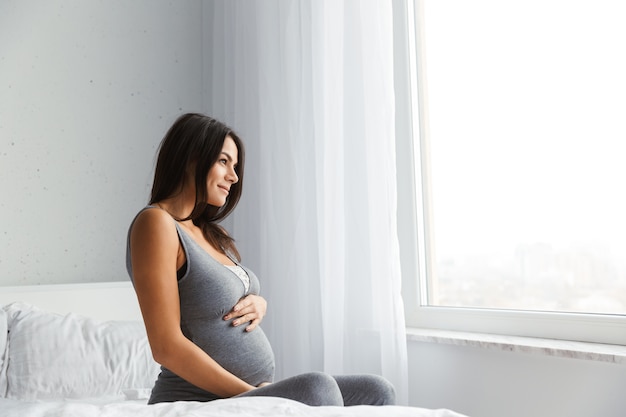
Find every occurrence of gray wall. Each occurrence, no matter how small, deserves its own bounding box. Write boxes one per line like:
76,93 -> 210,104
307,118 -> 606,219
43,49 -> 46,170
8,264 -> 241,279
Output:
408,340 -> 626,417
0,1 -> 204,285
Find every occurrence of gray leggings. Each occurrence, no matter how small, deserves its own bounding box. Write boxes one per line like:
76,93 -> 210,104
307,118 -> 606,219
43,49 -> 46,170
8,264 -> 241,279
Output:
236,372 -> 396,406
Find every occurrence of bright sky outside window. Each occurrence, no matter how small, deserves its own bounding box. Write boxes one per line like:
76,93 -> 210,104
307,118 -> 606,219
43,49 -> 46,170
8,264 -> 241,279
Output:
420,0 -> 626,315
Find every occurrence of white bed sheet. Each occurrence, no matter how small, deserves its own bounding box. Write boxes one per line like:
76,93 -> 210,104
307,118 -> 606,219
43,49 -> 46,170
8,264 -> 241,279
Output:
0,284 -> 470,417
0,396 -> 468,417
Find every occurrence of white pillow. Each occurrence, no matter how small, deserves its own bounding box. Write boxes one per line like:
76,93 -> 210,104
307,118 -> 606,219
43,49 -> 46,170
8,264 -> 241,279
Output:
0,308 -> 8,397
3,302 -> 159,400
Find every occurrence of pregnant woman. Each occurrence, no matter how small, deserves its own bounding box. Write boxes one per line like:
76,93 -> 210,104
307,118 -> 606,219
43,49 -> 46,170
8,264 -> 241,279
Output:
126,113 -> 395,406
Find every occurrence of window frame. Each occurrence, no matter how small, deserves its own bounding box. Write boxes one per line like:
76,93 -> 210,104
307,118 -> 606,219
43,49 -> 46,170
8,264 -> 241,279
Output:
394,0 -> 626,346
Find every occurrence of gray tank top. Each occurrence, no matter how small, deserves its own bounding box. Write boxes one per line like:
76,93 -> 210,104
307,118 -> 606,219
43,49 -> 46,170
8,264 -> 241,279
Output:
126,207 -> 275,403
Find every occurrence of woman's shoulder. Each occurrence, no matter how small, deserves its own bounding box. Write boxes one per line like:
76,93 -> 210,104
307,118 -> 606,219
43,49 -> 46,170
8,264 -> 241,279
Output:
130,206 -> 178,241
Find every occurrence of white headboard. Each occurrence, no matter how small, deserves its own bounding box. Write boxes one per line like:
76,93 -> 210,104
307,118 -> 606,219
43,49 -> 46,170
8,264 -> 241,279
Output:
0,281 -> 142,321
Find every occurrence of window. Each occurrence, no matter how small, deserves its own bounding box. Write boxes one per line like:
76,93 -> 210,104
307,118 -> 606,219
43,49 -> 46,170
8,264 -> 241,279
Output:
396,0 -> 626,344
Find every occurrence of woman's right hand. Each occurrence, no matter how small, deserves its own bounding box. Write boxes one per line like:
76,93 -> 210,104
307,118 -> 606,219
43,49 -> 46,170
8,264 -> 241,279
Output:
224,294 -> 267,332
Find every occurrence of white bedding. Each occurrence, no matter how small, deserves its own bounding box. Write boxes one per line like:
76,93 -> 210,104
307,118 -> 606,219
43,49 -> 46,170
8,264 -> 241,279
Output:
0,396 -> 467,417
0,283 -> 470,417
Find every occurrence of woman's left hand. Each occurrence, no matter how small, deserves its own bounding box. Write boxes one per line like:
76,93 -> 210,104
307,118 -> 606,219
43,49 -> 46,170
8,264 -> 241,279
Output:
224,294 -> 267,332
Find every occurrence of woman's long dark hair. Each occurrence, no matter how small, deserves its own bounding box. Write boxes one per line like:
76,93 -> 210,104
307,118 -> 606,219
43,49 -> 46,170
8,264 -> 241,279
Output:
150,113 -> 245,259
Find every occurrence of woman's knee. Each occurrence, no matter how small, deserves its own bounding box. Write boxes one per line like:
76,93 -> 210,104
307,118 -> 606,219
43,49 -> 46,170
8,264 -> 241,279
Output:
366,374 -> 396,405
334,374 -> 396,406
293,372 -> 343,406
238,372 -> 343,406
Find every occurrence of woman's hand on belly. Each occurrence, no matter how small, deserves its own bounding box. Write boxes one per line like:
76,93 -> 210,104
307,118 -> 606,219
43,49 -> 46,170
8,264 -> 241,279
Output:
223,294 -> 267,332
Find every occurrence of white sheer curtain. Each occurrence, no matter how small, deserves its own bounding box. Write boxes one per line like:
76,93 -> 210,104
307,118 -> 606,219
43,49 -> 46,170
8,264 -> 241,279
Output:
204,0 -> 408,404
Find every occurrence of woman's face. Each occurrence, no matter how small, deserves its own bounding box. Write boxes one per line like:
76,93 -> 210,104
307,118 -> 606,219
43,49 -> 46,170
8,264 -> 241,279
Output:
206,136 -> 239,207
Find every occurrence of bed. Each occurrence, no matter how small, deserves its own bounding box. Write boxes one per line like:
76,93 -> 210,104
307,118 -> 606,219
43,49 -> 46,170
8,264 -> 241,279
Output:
0,282 -> 468,417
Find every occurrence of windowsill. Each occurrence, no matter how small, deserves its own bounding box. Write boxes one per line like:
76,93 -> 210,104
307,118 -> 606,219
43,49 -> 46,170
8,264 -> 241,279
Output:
406,327 -> 626,365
